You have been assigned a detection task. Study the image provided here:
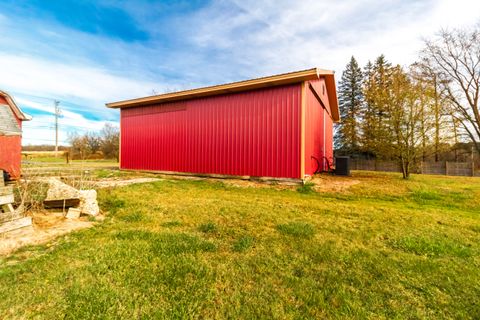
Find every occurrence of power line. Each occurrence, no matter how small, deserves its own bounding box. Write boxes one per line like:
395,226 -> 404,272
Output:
8,90 -> 116,115
22,137 -> 69,143
23,119 -> 107,126
22,121 -> 110,130
54,100 -> 61,154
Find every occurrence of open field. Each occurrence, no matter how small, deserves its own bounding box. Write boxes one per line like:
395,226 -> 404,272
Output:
1,171 -> 479,318
22,157 -> 118,167
21,157 -> 120,178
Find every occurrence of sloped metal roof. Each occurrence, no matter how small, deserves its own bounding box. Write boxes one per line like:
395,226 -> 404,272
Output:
0,104 -> 21,136
106,68 -> 339,121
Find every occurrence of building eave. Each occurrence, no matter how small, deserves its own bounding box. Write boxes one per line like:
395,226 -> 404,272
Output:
106,67 -> 340,122
0,91 -> 32,121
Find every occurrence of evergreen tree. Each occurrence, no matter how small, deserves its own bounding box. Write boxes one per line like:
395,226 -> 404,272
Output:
362,60 -> 375,157
335,56 -> 364,154
362,55 -> 394,158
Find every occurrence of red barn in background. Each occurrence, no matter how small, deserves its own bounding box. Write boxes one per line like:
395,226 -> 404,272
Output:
0,91 -> 31,180
107,68 -> 339,181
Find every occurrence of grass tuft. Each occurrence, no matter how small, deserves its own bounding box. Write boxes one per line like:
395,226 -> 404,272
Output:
232,235 -> 254,252
99,195 -> 125,214
198,221 -> 218,234
276,222 -> 315,239
469,225 -> 480,233
119,212 -> 145,222
150,233 -> 217,255
161,220 -> 183,228
296,182 -> 315,193
115,230 -> 157,241
389,235 -> 472,258
410,190 -> 441,204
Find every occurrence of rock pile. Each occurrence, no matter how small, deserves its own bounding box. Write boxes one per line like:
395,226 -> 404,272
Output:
44,178 -> 100,218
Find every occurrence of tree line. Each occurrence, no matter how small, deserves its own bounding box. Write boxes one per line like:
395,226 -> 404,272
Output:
69,123 -> 119,161
335,24 -> 480,178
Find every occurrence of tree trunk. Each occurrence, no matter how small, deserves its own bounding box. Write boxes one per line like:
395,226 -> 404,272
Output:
401,159 -> 409,179
434,74 -> 440,162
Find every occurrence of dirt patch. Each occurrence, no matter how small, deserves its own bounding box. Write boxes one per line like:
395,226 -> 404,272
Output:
90,178 -> 161,188
310,175 -> 361,192
0,211 -> 95,256
151,174 -> 299,189
221,179 -> 297,189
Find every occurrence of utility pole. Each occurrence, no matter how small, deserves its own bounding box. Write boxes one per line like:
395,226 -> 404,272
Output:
54,100 -> 61,156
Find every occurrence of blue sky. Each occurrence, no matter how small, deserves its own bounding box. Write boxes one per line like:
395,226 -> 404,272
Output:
0,0 -> 478,145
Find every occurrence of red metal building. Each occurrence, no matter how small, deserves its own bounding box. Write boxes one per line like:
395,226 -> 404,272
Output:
107,68 -> 339,181
0,91 -> 31,180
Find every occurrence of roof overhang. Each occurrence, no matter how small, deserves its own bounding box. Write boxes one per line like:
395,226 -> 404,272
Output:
106,68 -> 339,122
0,91 -> 32,121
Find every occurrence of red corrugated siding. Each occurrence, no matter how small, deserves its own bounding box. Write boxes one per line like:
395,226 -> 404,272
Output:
0,99 -> 22,179
0,132 -> 22,180
0,96 -> 24,179
121,84 -> 302,178
305,79 -> 334,175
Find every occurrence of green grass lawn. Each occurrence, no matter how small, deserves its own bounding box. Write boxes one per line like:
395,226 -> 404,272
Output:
1,172 -> 479,319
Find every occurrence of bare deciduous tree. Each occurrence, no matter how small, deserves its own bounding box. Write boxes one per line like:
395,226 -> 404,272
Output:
100,124 -> 120,161
68,132 -> 89,160
85,132 -> 101,155
422,25 -> 480,153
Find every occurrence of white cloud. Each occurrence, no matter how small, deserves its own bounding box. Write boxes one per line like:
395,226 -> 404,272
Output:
0,53 -> 163,107
15,97 -> 117,146
2,0 -> 479,146
184,0 -> 480,75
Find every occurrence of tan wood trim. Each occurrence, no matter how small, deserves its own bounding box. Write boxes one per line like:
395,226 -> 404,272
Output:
107,68 -> 335,109
119,110 -> 122,168
300,81 -> 306,179
324,75 -> 340,122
